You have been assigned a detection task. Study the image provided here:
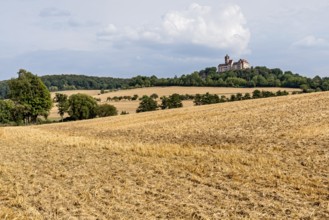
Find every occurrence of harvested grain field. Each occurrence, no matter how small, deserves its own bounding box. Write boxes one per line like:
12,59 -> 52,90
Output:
95,86 -> 300,101
49,86 -> 300,118
0,92 -> 328,219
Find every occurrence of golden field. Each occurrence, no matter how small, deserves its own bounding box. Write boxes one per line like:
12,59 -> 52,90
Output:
50,86 -> 301,118
1,92 -> 328,219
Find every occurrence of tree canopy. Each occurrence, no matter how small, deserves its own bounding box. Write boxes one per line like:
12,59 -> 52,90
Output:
160,93 -> 183,109
67,93 -> 98,120
8,69 -> 52,123
41,74 -> 130,91
136,95 -> 158,113
0,100 -> 15,124
97,104 -> 118,117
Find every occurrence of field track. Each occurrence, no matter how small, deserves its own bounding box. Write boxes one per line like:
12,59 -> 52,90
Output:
0,92 -> 328,219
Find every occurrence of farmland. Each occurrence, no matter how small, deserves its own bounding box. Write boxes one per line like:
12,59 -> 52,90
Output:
0,91 -> 328,219
49,86 -> 300,118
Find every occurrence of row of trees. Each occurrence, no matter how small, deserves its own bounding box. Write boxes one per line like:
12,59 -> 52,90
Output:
193,90 -> 290,106
136,94 -> 183,113
128,67 -> 329,91
107,94 -> 139,102
134,89 -> 291,113
42,74 -> 130,91
0,66 -> 328,99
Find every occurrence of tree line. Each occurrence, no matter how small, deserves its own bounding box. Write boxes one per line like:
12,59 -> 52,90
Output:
1,66 -> 328,99
129,67 -> 329,91
134,89 -> 291,113
41,74 -> 130,91
136,93 -> 183,113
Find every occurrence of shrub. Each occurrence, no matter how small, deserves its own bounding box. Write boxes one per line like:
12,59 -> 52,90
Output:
97,104 -> 118,117
261,91 -> 275,98
150,93 -> 159,99
132,94 -> 139,100
244,93 -> 251,100
230,94 -> 237,101
136,95 -> 158,113
193,93 -> 220,105
252,90 -> 262,99
236,93 -> 243,100
68,93 -> 98,120
160,93 -> 183,109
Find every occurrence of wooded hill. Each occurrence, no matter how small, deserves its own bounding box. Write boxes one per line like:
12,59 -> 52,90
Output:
1,66 -> 328,99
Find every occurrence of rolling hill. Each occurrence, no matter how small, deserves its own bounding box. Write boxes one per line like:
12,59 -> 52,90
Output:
0,92 -> 328,219
49,86 -> 300,118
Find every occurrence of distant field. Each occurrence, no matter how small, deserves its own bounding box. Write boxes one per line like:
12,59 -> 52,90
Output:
1,92 -> 328,219
49,86 -> 301,118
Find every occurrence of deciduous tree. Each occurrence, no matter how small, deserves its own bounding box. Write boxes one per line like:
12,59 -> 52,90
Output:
8,69 -> 52,123
54,93 -> 69,121
136,95 -> 158,113
97,104 -> 118,117
67,93 -> 98,120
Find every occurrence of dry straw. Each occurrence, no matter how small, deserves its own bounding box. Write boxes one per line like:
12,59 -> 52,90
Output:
0,91 -> 328,219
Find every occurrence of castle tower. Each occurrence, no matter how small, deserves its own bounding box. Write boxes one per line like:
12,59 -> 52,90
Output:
225,54 -> 230,64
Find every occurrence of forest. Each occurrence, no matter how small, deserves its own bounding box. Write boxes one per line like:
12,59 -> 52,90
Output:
1,66 -> 328,99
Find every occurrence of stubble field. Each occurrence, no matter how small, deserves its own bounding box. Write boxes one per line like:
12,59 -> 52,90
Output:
0,91 -> 328,219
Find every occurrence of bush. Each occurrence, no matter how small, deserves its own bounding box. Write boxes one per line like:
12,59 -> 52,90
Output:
236,93 -> 243,100
261,91 -> 275,98
194,93 -> 220,105
136,95 -> 158,113
150,93 -> 159,99
230,94 -> 237,101
97,104 -> 118,117
160,93 -> 183,109
132,94 -> 139,100
252,90 -> 262,99
68,93 -> 98,120
244,93 -> 251,100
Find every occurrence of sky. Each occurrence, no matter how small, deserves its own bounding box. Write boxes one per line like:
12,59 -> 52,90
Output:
1,0 -> 329,80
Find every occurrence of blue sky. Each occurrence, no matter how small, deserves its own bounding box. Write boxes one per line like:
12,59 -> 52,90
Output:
0,0 -> 329,80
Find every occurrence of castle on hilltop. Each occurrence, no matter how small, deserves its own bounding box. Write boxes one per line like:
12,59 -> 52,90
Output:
218,55 -> 250,73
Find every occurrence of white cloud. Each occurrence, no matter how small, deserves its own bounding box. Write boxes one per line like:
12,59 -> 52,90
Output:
292,35 -> 329,48
97,3 -> 250,54
163,4 -> 250,52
